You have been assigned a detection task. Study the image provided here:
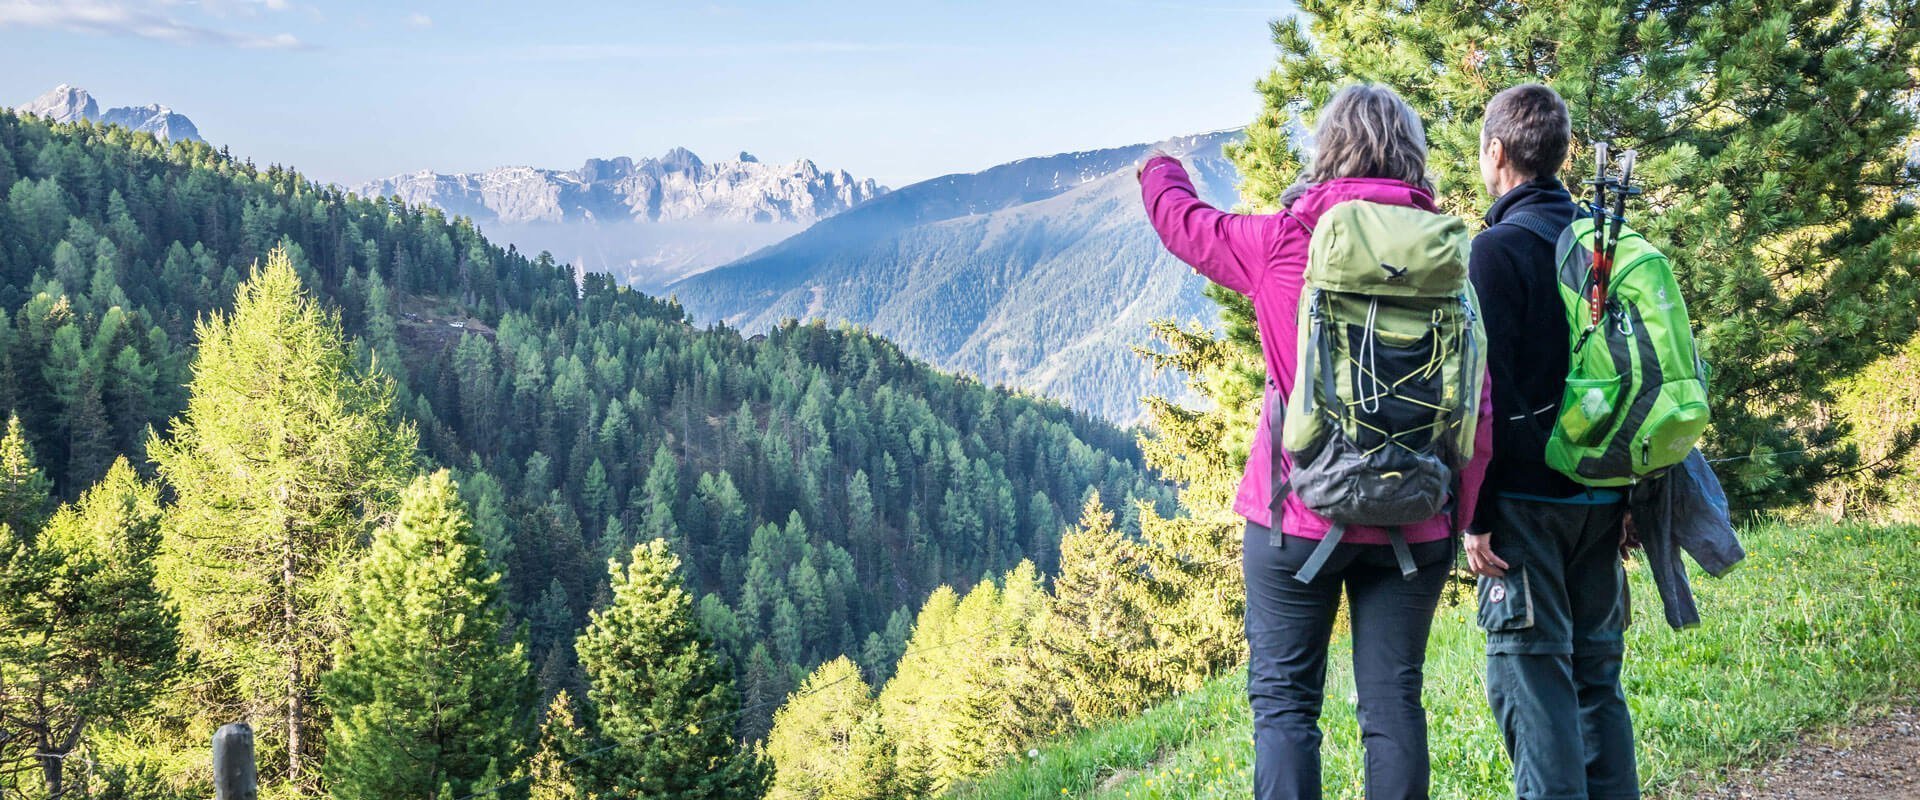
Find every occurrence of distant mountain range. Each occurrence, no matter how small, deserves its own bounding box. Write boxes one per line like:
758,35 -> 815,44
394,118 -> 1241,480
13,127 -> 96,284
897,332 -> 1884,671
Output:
355,150 -> 887,289
17,85 -> 202,142
10,82 -> 1249,422
670,131 -> 1245,424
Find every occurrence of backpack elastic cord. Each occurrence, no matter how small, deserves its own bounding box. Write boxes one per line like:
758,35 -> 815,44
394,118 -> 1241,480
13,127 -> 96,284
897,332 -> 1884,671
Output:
1294,522 -> 1345,584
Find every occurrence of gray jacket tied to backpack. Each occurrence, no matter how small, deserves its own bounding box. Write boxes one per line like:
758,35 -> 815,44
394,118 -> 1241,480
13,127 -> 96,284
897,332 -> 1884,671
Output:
1627,449 -> 1746,629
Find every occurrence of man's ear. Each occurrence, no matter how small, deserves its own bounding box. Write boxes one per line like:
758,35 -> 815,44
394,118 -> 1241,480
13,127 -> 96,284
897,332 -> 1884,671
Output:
1484,136 -> 1506,168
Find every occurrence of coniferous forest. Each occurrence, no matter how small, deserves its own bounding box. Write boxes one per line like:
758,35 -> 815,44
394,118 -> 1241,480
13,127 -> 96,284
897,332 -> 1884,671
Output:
0,109 -> 1176,799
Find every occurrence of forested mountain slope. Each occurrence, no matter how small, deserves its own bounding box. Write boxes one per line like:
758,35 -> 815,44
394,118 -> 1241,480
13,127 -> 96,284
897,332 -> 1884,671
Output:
0,110 -> 1172,748
670,131 -> 1243,424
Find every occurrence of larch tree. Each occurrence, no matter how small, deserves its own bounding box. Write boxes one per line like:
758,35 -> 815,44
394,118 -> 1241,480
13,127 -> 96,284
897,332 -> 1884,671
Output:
765,656 -> 896,800
941,561 -> 1055,781
0,412 -> 53,536
574,539 -> 769,800
872,570 -> 1052,795
1221,0 -> 1920,506
874,586 -> 959,794
323,469 -> 534,800
150,247 -> 417,794
1035,494 -> 1166,726
0,457 -> 176,798
526,691 -> 589,800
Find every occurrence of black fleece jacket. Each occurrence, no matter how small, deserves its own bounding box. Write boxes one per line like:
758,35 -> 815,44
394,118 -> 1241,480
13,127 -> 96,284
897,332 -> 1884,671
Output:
1468,177 -> 1590,530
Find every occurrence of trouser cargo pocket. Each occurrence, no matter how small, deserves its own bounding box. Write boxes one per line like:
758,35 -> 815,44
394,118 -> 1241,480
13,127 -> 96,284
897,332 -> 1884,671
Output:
1476,567 -> 1535,632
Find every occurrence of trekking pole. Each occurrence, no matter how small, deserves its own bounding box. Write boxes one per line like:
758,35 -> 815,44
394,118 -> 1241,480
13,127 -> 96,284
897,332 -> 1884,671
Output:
1587,142 -> 1611,327
1604,149 -> 1639,266
1598,149 -> 1640,327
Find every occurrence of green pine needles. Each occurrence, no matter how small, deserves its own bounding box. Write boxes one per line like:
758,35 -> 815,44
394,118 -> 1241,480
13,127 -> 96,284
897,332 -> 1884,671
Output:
574,539 -> 770,799
323,469 -> 534,800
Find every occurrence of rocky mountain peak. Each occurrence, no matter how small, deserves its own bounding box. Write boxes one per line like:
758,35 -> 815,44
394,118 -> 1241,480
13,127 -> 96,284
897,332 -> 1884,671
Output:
659,146 -> 705,174
21,84 -> 99,123
15,85 -> 203,142
357,147 -> 886,228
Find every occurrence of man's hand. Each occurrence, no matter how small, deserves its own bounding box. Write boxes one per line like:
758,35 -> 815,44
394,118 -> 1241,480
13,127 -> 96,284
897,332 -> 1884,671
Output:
1620,511 -> 1642,559
1137,149 -> 1175,183
1465,532 -> 1509,577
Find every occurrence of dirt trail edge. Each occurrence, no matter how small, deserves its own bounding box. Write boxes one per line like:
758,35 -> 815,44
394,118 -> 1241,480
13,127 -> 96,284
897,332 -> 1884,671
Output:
1690,707 -> 1919,799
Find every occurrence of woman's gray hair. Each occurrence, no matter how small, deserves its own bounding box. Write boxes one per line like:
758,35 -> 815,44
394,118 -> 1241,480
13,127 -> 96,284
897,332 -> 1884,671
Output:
1289,83 -> 1434,199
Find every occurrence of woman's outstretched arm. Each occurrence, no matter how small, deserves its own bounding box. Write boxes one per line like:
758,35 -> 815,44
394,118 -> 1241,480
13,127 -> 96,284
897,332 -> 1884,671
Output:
1138,154 -> 1281,297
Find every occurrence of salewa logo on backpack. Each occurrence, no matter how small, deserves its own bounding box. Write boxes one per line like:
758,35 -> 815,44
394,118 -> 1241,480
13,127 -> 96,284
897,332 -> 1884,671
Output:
1378,262 -> 1410,284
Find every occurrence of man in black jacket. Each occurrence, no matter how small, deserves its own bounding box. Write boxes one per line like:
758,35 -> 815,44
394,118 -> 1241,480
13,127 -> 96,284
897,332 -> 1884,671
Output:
1463,84 -> 1640,800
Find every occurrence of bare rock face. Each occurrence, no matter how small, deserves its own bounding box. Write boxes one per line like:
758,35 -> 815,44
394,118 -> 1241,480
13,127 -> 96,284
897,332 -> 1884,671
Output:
354,150 -> 887,227
19,84 -> 98,123
18,85 -> 203,142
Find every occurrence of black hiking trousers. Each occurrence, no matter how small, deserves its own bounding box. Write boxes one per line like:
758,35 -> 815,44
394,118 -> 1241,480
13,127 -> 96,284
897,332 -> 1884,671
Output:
1243,521 -> 1451,800
1477,496 -> 1640,800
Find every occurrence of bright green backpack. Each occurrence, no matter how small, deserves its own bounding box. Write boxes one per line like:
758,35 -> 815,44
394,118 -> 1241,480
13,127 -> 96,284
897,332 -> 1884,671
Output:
1505,148 -> 1710,486
1276,200 -> 1485,581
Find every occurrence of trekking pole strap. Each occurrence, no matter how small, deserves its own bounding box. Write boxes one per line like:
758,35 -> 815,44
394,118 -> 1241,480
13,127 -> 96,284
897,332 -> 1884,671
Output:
1294,523 -> 1346,584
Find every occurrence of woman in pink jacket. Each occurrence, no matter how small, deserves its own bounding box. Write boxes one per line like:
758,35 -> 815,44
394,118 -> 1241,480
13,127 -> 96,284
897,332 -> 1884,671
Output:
1139,84 -> 1493,800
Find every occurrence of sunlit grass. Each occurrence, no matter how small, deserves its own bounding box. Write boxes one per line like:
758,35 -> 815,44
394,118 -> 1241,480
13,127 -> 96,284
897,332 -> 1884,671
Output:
950,522 -> 1920,799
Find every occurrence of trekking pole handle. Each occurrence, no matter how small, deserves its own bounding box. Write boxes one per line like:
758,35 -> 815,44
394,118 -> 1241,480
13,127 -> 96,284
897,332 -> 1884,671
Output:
1615,149 -> 1638,191
1599,149 -> 1639,326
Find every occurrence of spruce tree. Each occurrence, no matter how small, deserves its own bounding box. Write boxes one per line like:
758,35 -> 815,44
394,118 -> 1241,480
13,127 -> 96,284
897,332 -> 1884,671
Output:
765,657 -> 896,800
1226,0 -> 1920,504
635,443 -> 680,552
323,470 -> 534,800
0,412 -> 53,536
63,363 -> 114,493
0,458 -> 176,798
150,247 -> 417,793
574,539 -> 769,800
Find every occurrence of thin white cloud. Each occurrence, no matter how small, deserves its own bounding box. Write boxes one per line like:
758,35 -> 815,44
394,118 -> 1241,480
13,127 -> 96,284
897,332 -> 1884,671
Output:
510,40 -> 960,63
0,0 -> 309,48
406,11 -> 430,27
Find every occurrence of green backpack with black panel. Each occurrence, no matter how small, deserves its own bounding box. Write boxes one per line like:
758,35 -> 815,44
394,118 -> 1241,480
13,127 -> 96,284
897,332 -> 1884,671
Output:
1275,200 -> 1485,582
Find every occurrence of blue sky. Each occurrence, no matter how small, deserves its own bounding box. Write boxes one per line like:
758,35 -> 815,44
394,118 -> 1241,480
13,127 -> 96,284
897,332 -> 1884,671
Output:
0,1 -> 1283,188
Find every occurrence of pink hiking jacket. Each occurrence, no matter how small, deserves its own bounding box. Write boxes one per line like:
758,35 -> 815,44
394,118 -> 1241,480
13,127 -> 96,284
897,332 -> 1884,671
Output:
1140,156 -> 1493,545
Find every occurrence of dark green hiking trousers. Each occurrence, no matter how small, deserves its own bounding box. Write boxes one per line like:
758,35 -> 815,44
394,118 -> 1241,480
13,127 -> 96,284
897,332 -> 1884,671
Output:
1476,495 -> 1640,800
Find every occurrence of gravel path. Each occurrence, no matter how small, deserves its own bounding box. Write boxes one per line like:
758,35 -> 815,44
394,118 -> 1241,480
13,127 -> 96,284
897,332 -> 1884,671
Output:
1692,708 -> 1920,799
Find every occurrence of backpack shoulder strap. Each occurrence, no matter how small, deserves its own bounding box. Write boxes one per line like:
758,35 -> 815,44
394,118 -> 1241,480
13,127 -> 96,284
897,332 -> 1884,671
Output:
1496,209 -> 1563,246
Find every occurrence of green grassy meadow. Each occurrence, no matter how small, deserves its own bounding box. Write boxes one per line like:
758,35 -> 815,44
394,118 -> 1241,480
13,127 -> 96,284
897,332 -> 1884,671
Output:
951,522 -> 1920,799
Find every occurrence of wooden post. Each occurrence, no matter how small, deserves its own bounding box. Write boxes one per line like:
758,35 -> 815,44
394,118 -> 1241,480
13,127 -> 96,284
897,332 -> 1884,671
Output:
212,722 -> 257,800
